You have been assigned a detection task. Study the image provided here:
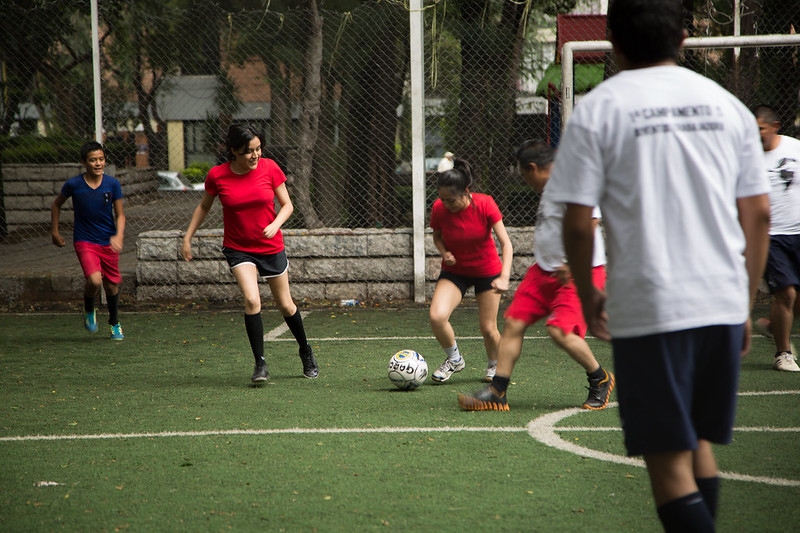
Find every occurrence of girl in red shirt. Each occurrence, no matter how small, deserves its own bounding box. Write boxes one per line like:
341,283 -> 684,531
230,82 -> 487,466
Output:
429,158 -> 513,383
182,124 -> 317,383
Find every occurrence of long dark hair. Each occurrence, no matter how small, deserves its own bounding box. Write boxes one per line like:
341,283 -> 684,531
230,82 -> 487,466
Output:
436,157 -> 475,194
224,123 -> 263,160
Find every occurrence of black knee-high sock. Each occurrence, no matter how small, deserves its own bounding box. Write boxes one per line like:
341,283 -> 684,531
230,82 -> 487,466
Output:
283,309 -> 308,348
695,477 -> 719,519
656,492 -> 714,533
84,296 -> 95,314
107,292 -> 119,325
244,312 -> 265,364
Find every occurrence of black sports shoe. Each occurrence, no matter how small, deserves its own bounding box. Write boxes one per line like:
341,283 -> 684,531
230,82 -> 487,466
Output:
582,370 -> 614,410
457,386 -> 509,411
299,345 -> 318,379
251,363 -> 269,383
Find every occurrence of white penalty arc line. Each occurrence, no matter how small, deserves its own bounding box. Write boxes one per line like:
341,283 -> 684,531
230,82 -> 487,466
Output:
527,390 -> 800,488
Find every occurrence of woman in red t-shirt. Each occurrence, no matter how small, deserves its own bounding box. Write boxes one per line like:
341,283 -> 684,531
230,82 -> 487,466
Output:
429,158 -> 513,383
182,124 -> 317,383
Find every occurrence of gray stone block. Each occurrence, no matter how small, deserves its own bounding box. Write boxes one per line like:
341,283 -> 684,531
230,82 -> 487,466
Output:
138,262 -> 177,284
367,282 -> 413,301
136,284 -> 177,301
178,260 -> 231,283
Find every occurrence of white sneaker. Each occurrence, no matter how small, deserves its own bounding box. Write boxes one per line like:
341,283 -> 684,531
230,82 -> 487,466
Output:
754,318 -> 774,340
773,352 -> 800,372
432,357 -> 465,382
484,362 -> 497,383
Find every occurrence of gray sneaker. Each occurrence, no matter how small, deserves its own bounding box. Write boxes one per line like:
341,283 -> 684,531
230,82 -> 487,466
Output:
431,357 -> 465,382
483,362 -> 497,383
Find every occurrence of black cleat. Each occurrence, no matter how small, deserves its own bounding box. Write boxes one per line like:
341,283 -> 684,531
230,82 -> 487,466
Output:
251,363 -> 269,383
299,345 -> 318,379
582,370 -> 614,410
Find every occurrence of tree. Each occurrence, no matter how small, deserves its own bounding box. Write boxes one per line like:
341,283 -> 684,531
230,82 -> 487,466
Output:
337,3 -> 410,227
448,0 -> 533,201
294,0 -> 324,228
0,0 -> 85,136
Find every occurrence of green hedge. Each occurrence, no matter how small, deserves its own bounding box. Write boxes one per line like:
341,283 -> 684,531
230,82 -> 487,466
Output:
0,135 -> 136,167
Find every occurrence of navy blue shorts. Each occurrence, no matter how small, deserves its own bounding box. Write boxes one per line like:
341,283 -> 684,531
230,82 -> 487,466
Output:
611,324 -> 743,457
764,234 -> 800,293
222,247 -> 288,278
437,270 -> 500,297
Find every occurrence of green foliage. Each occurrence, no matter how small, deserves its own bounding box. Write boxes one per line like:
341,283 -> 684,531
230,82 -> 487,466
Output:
539,0 -> 579,17
181,161 -> 213,184
0,134 -> 135,167
0,135 -> 84,164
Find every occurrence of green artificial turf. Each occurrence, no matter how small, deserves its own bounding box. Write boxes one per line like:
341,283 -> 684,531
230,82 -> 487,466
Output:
1,307 -> 798,531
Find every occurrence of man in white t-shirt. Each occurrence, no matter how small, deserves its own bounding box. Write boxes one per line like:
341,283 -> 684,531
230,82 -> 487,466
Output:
546,0 -> 771,530
752,105 -> 800,372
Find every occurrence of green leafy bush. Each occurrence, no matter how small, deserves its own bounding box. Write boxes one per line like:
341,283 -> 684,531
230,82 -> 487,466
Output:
181,162 -> 212,185
0,135 -> 136,167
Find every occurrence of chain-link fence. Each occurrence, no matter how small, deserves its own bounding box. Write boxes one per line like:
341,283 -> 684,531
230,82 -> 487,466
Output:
1,0 -> 798,305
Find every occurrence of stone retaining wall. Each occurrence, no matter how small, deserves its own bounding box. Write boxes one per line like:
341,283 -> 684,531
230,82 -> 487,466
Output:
136,227 -> 536,303
2,164 -> 157,233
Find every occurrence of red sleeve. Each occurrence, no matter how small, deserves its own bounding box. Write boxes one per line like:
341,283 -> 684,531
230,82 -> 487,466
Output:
483,194 -> 502,226
205,165 -> 221,196
262,158 -> 287,188
429,199 -> 444,231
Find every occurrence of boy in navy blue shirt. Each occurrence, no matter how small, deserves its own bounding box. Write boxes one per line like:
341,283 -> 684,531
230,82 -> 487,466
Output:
51,141 -> 126,339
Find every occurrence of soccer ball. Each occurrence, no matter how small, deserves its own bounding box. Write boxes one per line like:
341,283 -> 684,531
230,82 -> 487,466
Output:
387,349 -> 428,390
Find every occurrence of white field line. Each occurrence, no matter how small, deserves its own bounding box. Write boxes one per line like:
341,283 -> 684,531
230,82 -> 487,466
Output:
527,395 -> 800,488
0,426 -> 525,442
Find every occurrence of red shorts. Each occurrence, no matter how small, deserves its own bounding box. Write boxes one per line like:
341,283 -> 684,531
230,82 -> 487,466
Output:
74,241 -> 122,285
505,263 -> 607,337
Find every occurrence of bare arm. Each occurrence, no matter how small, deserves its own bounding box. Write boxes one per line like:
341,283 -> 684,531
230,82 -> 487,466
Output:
737,193 -> 771,356
432,229 -> 455,266
563,203 -> 609,341
50,194 -> 67,247
490,220 -> 513,292
263,183 -> 294,239
109,198 -> 126,252
181,193 -> 215,261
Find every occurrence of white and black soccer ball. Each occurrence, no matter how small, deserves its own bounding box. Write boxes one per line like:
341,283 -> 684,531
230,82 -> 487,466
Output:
387,349 -> 428,390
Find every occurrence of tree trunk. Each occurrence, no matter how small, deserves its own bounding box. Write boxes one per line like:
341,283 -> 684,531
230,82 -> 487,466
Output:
293,0 -> 324,228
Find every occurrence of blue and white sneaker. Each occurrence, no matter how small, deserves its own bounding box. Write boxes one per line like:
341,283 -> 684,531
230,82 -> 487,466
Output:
84,309 -> 98,333
110,323 -> 124,341
432,357 -> 465,383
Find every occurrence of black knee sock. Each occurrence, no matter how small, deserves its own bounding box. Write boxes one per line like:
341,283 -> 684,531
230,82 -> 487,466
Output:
84,296 -> 95,314
107,292 -> 119,325
656,492 -> 714,533
283,309 -> 309,348
587,365 -> 606,381
244,312 -> 265,364
695,477 -> 719,519
491,375 -> 511,394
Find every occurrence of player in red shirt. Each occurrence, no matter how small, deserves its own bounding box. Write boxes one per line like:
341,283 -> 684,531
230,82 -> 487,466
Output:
429,158 -> 513,383
182,124 -> 317,383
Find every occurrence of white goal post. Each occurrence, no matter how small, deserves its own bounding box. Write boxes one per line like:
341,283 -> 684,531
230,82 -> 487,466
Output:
561,33 -> 800,132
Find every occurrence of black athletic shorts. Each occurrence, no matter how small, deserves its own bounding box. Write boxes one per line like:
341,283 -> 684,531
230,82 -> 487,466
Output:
437,270 -> 500,297
764,234 -> 800,292
611,324 -> 742,457
222,247 -> 289,278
